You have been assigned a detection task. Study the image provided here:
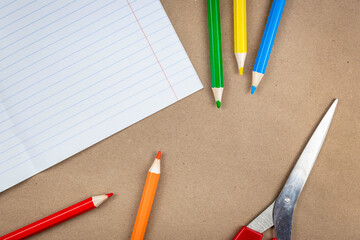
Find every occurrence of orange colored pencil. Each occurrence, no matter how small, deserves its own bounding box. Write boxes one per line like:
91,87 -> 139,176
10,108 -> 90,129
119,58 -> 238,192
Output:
131,151 -> 161,240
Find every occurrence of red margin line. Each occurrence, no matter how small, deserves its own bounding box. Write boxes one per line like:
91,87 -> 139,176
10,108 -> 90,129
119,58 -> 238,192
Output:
126,0 -> 178,100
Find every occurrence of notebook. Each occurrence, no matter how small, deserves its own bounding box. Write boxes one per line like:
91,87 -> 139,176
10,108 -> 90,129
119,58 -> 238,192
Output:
0,0 -> 202,192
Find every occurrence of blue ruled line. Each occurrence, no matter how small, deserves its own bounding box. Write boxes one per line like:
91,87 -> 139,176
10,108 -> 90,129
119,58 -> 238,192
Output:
0,63 -> 191,155
0,1 -> 161,78
0,0 -> 18,11
0,0 -> 79,44
0,37 -> 146,112
0,0 -> 57,31
0,0 -> 143,60
0,36 -> 179,129
0,14 -> 137,82
0,2 -> 162,92
0,31 -> 176,111
0,48 -> 184,148
0,0 -> 116,59
0,0 -> 197,178
0,53 -> 187,158
0,73 -> 195,175
0,0 -> 37,22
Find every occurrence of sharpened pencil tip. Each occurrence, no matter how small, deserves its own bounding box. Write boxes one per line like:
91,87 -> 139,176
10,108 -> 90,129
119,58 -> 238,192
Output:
251,86 -> 256,95
106,193 -> 113,198
216,101 -> 221,108
156,151 -> 161,160
239,68 -> 243,75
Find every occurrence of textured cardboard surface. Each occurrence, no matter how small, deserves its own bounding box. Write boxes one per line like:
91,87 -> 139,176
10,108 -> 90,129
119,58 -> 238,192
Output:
0,0 -> 359,239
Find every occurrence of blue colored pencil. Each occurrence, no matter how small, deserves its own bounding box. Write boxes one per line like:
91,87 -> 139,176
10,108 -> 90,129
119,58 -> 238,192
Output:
251,0 -> 286,94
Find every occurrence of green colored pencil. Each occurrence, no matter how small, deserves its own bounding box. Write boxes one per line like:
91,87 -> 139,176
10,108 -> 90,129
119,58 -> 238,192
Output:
207,0 -> 224,109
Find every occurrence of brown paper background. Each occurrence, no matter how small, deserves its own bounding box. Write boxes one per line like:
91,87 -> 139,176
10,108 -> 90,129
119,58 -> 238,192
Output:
1,0 -> 359,239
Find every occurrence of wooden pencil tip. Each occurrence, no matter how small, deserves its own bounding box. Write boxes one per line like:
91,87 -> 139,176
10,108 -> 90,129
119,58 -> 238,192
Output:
156,151 -> 161,160
106,193 -> 113,198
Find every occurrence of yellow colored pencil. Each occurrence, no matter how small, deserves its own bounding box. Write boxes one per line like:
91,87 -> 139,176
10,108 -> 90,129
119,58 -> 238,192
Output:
131,152 -> 161,240
234,0 -> 247,75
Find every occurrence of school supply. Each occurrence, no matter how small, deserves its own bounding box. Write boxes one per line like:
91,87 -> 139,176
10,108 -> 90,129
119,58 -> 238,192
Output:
252,0 -> 286,94
0,193 -> 113,240
207,0 -> 224,108
0,0 -> 202,192
232,99 -> 338,240
234,0 -> 247,75
131,152 -> 161,240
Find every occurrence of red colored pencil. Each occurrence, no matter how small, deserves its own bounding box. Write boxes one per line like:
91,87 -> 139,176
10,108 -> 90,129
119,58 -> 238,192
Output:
0,193 -> 113,240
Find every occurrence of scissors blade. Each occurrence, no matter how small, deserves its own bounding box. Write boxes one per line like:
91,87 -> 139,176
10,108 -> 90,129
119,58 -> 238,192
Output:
274,99 -> 338,240
247,202 -> 275,233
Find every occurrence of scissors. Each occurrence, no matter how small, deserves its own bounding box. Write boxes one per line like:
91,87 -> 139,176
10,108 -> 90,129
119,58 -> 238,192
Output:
233,99 -> 338,240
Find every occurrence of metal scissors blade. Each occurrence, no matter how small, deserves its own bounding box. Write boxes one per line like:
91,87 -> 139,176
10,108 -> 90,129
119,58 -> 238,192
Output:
247,202 -> 275,233
273,99 -> 338,240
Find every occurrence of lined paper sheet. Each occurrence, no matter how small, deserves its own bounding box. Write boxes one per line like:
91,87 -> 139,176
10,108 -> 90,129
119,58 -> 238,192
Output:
0,0 -> 202,192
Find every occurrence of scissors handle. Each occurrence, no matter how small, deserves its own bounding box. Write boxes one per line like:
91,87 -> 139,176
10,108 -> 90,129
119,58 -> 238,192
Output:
233,226 -> 277,240
233,226 -> 263,240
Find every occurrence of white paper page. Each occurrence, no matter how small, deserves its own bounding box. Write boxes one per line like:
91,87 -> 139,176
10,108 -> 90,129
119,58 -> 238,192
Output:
0,0 -> 202,192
